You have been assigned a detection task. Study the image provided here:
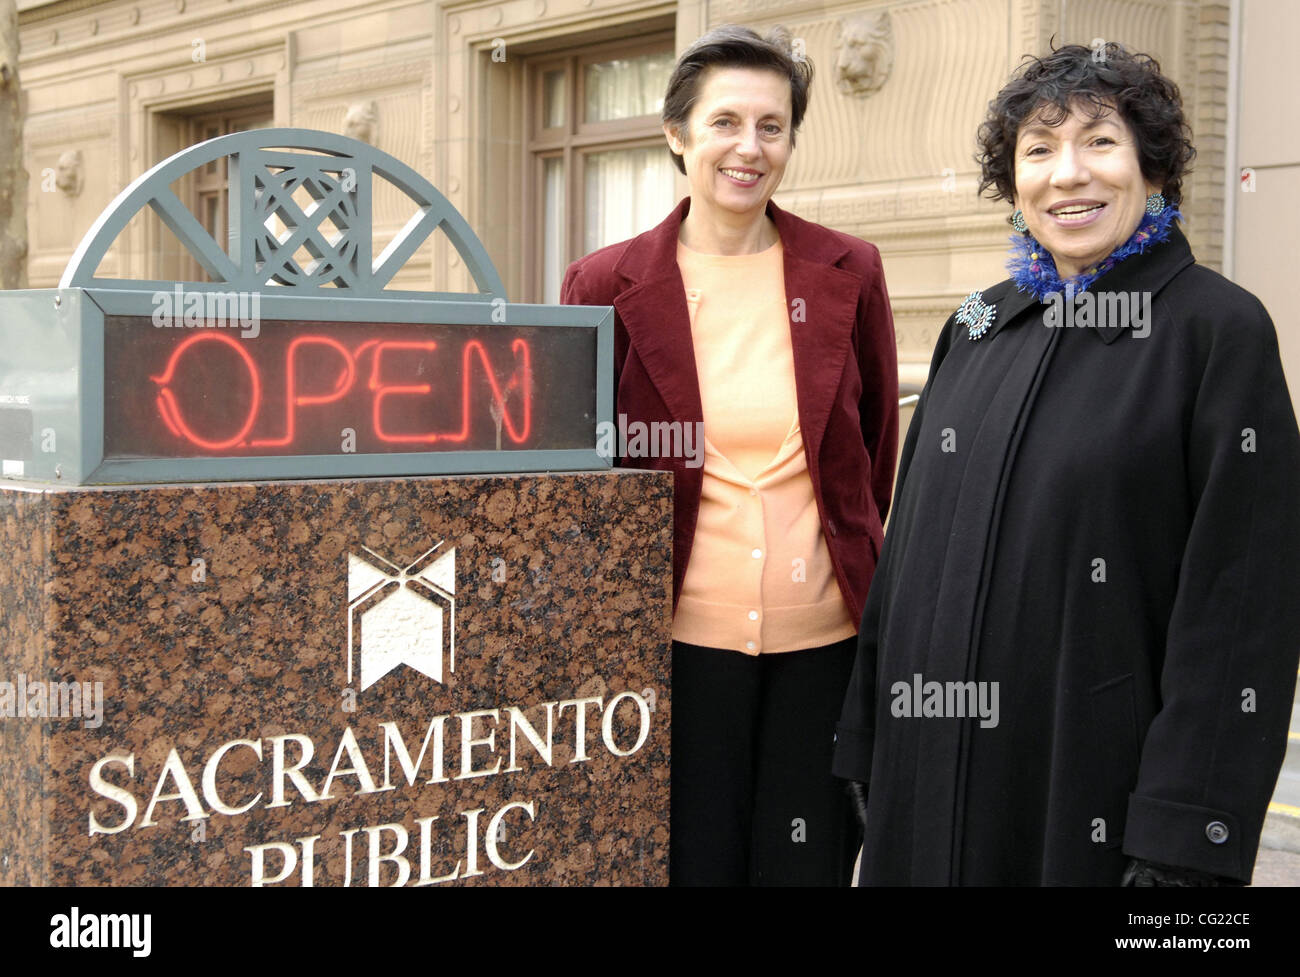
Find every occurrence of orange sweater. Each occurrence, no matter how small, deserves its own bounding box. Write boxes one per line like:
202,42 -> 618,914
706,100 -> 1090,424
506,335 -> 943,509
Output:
672,238 -> 856,654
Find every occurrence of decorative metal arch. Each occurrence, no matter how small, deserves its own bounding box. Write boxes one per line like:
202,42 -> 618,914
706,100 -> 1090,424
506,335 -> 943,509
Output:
60,128 -> 506,299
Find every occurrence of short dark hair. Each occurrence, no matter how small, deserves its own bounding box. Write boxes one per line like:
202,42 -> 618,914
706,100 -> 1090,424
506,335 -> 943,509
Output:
661,24 -> 814,175
976,41 -> 1196,210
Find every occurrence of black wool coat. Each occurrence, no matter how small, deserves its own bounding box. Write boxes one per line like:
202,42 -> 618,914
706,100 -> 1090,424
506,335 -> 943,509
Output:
833,225 -> 1300,885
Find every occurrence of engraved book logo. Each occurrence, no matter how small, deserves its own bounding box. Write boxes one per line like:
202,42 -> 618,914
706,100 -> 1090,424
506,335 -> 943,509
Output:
346,542 -> 456,691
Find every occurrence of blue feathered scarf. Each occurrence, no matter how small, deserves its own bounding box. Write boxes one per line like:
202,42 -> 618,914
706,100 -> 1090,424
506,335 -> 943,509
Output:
1007,205 -> 1182,302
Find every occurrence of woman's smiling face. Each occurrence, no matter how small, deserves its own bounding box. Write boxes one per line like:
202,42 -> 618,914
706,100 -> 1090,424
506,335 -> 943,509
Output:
664,65 -> 793,223
1013,100 -> 1161,278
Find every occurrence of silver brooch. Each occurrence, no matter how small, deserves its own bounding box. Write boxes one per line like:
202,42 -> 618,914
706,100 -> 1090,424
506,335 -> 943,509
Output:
956,289 -> 997,341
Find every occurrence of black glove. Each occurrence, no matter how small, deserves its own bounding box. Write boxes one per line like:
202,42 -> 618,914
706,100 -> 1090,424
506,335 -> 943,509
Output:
845,780 -> 869,830
1120,857 -> 1223,887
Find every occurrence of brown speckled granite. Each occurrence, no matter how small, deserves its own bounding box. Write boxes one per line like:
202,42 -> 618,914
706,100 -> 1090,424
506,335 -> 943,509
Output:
0,489 -> 51,886
0,470 -> 672,886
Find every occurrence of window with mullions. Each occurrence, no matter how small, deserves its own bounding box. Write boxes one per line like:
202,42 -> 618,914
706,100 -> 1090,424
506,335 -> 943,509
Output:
192,108 -> 276,280
526,36 -> 677,303
152,101 -> 274,283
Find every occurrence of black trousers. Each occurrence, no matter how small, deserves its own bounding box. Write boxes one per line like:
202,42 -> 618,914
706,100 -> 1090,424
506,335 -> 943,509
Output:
669,636 -> 861,886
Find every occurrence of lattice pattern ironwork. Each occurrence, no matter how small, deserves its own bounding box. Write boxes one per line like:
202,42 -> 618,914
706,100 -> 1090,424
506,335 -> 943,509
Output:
251,158 -> 362,288
61,128 -> 505,300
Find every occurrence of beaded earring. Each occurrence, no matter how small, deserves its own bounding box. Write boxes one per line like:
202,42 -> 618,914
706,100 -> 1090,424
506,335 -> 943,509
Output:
1145,193 -> 1166,216
1011,210 -> 1028,233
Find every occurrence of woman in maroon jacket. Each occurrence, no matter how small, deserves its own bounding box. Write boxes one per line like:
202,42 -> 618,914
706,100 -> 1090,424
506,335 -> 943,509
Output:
561,24 -> 897,885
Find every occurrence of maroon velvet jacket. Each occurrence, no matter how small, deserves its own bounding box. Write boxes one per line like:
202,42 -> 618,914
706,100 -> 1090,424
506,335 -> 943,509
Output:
560,196 -> 898,624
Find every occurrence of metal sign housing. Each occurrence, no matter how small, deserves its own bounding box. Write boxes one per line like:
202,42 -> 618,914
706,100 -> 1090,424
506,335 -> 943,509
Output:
0,129 -> 612,485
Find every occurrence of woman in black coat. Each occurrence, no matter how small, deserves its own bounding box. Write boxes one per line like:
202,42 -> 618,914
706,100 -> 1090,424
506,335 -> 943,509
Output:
834,42 -> 1300,885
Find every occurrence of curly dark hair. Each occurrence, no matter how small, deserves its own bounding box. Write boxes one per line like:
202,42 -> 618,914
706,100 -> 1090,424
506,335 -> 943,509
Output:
976,42 -> 1195,210
661,24 -> 814,175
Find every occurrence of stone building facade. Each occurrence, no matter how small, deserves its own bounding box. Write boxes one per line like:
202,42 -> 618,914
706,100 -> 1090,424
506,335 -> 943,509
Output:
16,0 -> 1298,401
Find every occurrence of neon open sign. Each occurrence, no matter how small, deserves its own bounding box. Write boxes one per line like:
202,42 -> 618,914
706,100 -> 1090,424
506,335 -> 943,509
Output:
0,131 -> 613,484
103,316 -> 597,460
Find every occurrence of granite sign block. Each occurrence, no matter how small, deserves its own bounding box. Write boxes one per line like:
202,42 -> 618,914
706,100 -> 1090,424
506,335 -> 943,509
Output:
0,469 -> 672,886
